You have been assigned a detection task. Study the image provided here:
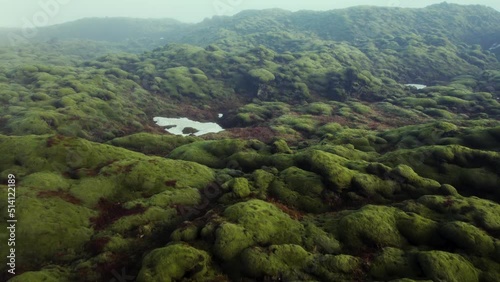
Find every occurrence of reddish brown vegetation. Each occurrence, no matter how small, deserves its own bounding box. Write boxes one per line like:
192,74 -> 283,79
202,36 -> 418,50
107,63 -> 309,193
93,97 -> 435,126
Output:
227,127 -> 276,143
90,198 -> 146,230
86,237 -> 111,255
46,134 -> 66,147
267,197 -> 304,220
443,196 -> 455,208
37,189 -> 82,205
164,180 -> 177,187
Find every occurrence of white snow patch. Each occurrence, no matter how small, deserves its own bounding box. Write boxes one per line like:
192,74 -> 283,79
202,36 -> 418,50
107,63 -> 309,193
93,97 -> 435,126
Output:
154,117 -> 225,136
405,84 -> 427,89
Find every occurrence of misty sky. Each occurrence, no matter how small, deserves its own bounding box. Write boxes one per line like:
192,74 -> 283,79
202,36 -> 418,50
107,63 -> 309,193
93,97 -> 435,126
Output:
0,0 -> 499,28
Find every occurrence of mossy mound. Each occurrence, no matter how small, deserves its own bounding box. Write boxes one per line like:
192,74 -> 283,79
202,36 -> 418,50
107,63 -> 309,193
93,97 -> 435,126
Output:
269,167 -> 329,213
351,173 -> 399,199
327,205 -> 408,250
307,254 -> 363,281
109,133 -> 200,156
225,177 -> 251,198
369,248 -> 421,280
396,212 -> 443,247
296,150 -> 356,192
137,243 -> 213,282
211,200 -> 304,260
0,134 -> 146,177
380,145 -> 500,200
271,139 -> 293,154
439,221 -> 495,256
102,157 -> 215,200
241,244 -> 314,280
387,164 -> 442,197
252,169 -> 276,195
168,139 -> 260,168
7,266 -> 70,282
16,196 -> 95,267
416,195 -> 500,234
417,251 -> 480,282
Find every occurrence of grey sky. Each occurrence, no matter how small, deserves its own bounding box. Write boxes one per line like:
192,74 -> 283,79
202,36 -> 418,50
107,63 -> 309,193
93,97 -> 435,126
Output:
0,0 -> 499,28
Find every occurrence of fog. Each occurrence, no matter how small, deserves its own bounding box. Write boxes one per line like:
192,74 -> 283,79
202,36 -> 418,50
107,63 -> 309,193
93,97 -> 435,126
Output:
0,0 -> 499,28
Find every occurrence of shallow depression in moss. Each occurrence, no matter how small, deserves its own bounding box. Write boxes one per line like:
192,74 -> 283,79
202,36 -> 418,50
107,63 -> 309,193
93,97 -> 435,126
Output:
154,117 -> 225,136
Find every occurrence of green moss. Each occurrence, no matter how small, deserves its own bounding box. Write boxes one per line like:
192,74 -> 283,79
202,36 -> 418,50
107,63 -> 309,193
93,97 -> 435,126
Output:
351,173 -> 399,198
388,165 -> 441,196
213,200 -> 304,260
305,102 -> 333,115
417,251 -> 479,282
171,223 -> 201,242
271,139 -> 293,154
439,221 -> 495,256
20,172 -> 71,192
229,177 -> 251,198
417,195 -> 500,233
275,115 -> 318,134
317,123 -> 343,135
252,169 -> 276,193
240,244 -> 313,279
213,222 -> 255,261
402,97 -> 438,108
249,68 -> 275,83
350,102 -> 373,114
7,267 -> 70,282
302,222 -> 341,254
423,108 -> 455,119
169,139 -> 251,168
69,177 -> 118,207
0,135 -> 146,175
470,257 -> 500,282
128,188 -> 201,209
437,96 -> 472,108
16,196 -> 95,266
109,206 -> 172,234
307,254 -> 363,281
137,243 -> 212,282
109,133 -> 200,155
396,212 -> 443,246
269,167 -> 328,213
103,158 -> 215,200
369,248 -> 420,280
332,205 -> 407,250
297,150 -> 355,192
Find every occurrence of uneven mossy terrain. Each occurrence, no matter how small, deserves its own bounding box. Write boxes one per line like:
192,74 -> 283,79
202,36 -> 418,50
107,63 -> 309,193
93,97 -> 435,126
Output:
1,3 -> 500,282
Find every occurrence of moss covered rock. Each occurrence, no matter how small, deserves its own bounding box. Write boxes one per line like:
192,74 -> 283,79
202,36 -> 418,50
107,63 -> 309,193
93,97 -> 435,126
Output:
270,167 -> 328,213
369,248 -> 420,280
332,205 -> 407,250
213,200 -> 304,261
109,133 -> 200,156
297,150 -> 355,192
271,139 -> 293,154
228,177 -> 251,198
240,244 -> 313,279
137,243 -> 212,282
16,196 -> 95,266
417,251 -> 479,282
307,254 -> 363,281
7,267 -> 70,282
169,139 -> 254,168
439,221 -> 495,256
396,212 -> 443,247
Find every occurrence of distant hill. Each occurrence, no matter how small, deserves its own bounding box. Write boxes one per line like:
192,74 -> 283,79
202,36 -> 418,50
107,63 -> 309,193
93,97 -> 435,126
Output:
174,3 -> 500,54
2,3 -> 500,52
0,17 -> 191,49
